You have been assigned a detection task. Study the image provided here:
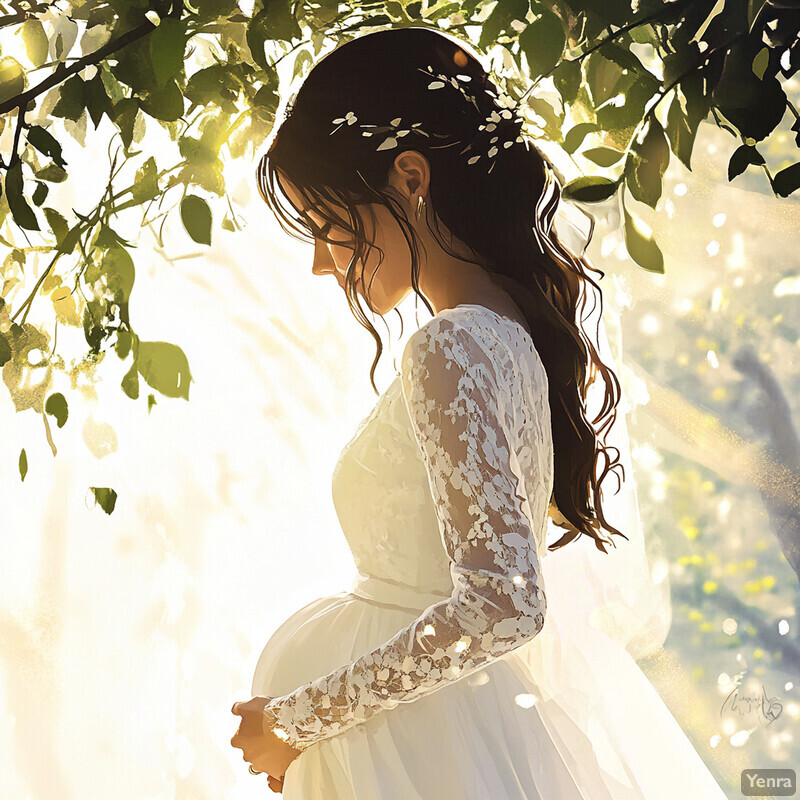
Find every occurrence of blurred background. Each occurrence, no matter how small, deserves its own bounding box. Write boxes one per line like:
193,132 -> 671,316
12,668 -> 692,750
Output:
1,30 -> 799,800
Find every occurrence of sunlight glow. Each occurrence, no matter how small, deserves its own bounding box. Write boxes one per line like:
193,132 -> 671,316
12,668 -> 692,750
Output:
639,314 -> 660,335
515,693 -> 538,709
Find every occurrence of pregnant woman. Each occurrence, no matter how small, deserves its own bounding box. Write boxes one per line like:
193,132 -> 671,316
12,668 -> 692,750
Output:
230,26 -> 732,799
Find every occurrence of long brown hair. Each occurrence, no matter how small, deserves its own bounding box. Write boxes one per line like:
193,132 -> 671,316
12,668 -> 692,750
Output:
256,27 -> 627,554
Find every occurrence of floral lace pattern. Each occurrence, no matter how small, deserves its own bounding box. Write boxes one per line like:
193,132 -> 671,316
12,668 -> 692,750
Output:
262,315 -> 548,751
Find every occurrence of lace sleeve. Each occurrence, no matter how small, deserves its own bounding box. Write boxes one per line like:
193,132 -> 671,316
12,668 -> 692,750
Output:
261,316 -> 547,751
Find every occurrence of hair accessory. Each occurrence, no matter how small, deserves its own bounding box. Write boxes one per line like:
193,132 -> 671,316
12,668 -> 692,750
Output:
328,64 -> 529,175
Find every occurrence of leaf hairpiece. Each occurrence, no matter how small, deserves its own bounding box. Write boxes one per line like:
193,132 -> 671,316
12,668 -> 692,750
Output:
328,63 -> 529,174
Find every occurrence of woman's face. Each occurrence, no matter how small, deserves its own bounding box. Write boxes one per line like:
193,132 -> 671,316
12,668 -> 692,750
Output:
277,172 -> 414,316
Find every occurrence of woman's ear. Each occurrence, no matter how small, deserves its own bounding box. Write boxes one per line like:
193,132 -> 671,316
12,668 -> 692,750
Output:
388,150 -> 430,201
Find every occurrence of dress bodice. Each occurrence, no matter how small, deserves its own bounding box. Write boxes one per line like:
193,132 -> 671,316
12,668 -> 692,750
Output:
331,304 -> 554,596
261,302 -> 557,750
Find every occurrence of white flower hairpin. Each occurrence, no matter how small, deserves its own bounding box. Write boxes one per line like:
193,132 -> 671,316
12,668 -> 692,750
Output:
328,64 -> 529,175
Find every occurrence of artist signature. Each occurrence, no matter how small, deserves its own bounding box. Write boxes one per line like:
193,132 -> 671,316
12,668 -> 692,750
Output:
720,681 -> 783,725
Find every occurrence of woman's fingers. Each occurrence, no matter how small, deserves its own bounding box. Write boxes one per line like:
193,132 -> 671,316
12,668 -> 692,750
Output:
267,774 -> 284,793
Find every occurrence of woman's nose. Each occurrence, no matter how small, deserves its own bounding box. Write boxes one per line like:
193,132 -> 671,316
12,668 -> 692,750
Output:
311,239 -> 336,276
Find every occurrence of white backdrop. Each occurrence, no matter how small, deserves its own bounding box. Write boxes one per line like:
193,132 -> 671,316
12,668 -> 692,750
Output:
0,103 -> 427,797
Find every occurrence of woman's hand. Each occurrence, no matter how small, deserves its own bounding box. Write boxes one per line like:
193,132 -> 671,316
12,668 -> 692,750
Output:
231,696 -> 303,785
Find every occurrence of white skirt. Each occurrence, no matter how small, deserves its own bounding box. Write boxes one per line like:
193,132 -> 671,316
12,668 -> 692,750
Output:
251,572 -> 731,800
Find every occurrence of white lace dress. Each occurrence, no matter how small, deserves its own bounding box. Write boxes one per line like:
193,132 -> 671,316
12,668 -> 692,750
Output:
252,304 -> 732,799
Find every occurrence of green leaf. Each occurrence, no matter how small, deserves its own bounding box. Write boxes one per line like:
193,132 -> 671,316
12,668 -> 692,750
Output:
137,340 -> 193,400
713,40 -> 786,142
748,0 -> 769,32
177,162 -> 225,197
181,194 -> 212,245
253,68 -> 280,119
6,161 -> 40,231
115,329 -> 133,360
121,361 -> 139,399
5,249 -> 25,269
43,207 -> 69,246
177,119 -> 228,195
576,0 -> 636,26
148,394 -> 157,413
478,0 -> 528,51
599,42 -> 650,76
247,2 -> 302,70
20,19 -> 49,67
727,143 -> 765,181
292,50 -> 313,83
0,57 -> 26,105
85,74 -> 113,129
45,392 -> 68,428
35,163 -> 68,183
131,156 -> 159,205
139,78 -> 184,122
528,95 -> 562,135
586,52 -> 625,107
110,98 -> 140,149
98,63 -> 125,104
149,18 -> 187,88
58,223 -> 82,255
27,126 -> 66,168
423,1 -> 461,21
90,487 -> 117,515
186,65 -> 239,114
596,72 -> 660,131
561,175 -> 620,203
773,163 -> 800,198
94,223 -> 132,250
82,300 -> 105,354
626,117 -> 670,209
52,76 -> 87,121
337,14 -> 393,33
19,448 -> 27,482
583,147 -> 625,167
0,331 -> 11,367
629,22 -> 657,44
102,245 -> 136,304
552,59 -> 581,106
563,122 -> 598,154
192,0 -> 240,21
519,10 -> 566,83
32,181 -> 48,207
752,46 -> 770,80
623,205 -> 664,273
665,89 -> 702,172
110,36 -> 157,95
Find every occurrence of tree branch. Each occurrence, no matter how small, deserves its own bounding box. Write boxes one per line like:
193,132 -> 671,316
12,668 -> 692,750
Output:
0,14 -> 163,117
0,11 -> 26,30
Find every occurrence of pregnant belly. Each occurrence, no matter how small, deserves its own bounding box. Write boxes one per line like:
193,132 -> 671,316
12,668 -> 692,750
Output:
251,591 -> 423,698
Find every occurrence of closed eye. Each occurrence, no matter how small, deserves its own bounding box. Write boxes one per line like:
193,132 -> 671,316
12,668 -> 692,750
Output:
314,222 -> 354,247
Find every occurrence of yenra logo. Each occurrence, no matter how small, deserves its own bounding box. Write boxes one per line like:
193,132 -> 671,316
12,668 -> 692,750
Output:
741,769 -> 796,797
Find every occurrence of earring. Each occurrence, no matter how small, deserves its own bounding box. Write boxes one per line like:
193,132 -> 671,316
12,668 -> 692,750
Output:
416,195 -> 425,220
